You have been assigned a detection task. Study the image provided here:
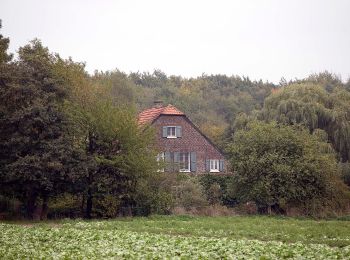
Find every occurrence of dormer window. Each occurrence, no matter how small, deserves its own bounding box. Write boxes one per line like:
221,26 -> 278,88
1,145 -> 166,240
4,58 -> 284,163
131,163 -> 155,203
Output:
162,126 -> 182,138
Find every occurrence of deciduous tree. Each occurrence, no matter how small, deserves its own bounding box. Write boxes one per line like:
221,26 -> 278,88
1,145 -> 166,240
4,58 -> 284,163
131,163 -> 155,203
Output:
227,121 -> 350,215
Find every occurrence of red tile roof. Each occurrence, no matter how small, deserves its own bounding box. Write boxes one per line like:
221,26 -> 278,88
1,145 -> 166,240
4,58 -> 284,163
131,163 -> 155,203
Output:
138,104 -> 184,125
271,88 -> 281,94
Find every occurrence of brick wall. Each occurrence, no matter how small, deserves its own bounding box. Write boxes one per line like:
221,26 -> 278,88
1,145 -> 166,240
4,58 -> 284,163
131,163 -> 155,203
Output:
152,115 -> 225,173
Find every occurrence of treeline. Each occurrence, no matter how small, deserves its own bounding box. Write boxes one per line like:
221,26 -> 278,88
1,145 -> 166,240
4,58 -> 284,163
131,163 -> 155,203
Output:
1,30 -> 350,218
92,70 -> 275,145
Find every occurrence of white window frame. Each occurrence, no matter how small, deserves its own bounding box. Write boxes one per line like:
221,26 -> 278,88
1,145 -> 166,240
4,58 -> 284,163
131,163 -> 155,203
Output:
210,159 -> 220,172
156,152 -> 165,172
167,126 -> 177,138
179,152 -> 190,172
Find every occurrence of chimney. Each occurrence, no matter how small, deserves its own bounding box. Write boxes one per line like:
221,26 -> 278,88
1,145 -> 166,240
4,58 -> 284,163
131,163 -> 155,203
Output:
153,100 -> 163,108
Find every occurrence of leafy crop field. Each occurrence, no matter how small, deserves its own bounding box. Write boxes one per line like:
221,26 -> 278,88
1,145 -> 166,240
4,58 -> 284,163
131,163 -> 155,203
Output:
1,216 -> 350,259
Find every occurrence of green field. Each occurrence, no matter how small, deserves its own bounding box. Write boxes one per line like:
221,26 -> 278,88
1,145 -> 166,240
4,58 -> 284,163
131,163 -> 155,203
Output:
1,216 -> 350,259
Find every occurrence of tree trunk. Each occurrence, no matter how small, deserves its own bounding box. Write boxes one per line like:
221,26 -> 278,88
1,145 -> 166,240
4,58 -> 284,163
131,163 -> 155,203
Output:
26,191 -> 37,219
267,205 -> 272,215
80,194 -> 86,218
127,205 -> 132,217
85,132 -> 95,219
85,188 -> 93,219
40,194 -> 49,220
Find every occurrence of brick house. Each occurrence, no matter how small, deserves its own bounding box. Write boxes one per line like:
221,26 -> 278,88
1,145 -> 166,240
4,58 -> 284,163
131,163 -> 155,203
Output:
138,102 -> 226,174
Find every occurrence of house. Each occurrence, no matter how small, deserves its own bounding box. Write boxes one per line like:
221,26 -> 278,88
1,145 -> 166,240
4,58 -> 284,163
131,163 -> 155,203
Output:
138,101 -> 226,174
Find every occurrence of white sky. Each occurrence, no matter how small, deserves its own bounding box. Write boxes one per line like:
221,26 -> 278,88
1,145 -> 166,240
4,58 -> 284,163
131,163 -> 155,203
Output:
1,0 -> 350,83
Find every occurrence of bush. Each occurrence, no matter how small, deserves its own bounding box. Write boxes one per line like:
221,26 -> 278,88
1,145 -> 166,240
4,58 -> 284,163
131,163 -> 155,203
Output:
340,162 -> 350,187
174,177 -> 208,210
199,174 -> 237,206
93,195 -> 120,218
0,195 -> 22,220
48,193 -> 82,219
133,174 -> 173,216
235,202 -> 258,215
172,204 -> 235,216
207,183 -> 222,205
227,121 -> 350,217
159,174 -> 241,216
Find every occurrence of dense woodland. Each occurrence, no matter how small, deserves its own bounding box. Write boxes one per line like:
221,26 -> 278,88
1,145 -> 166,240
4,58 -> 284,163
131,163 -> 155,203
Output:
1,30 -> 350,219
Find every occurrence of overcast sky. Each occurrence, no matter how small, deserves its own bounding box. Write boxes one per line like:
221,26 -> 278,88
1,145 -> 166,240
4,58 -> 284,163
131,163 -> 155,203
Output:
1,0 -> 350,83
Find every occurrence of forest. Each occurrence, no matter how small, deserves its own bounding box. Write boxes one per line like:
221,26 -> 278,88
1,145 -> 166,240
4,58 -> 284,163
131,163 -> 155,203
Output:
1,31 -> 350,219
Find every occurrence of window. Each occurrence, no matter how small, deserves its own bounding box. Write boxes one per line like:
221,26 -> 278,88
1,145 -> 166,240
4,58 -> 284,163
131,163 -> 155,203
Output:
167,126 -> 176,138
163,152 -> 196,173
179,152 -> 190,172
206,159 -> 224,172
210,159 -> 219,172
162,126 -> 182,138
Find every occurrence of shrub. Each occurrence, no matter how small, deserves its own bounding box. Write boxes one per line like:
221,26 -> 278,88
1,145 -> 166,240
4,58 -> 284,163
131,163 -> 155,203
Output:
0,195 -> 22,220
93,195 -> 120,218
172,205 -> 236,216
340,162 -> 350,186
227,121 -> 350,216
175,177 -> 208,210
48,193 -> 82,219
198,174 -> 237,206
133,174 -> 173,216
207,183 -> 222,205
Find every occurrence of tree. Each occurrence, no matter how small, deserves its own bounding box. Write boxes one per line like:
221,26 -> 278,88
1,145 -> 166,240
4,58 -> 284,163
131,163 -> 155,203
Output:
227,121 -> 350,215
0,22 -> 13,64
1,35 -> 166,219
260,83 -> 350,162
65,68 -> 161,218
82,102 -> 159,218
0,39 -> 78,219
294,71 -> 343,93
